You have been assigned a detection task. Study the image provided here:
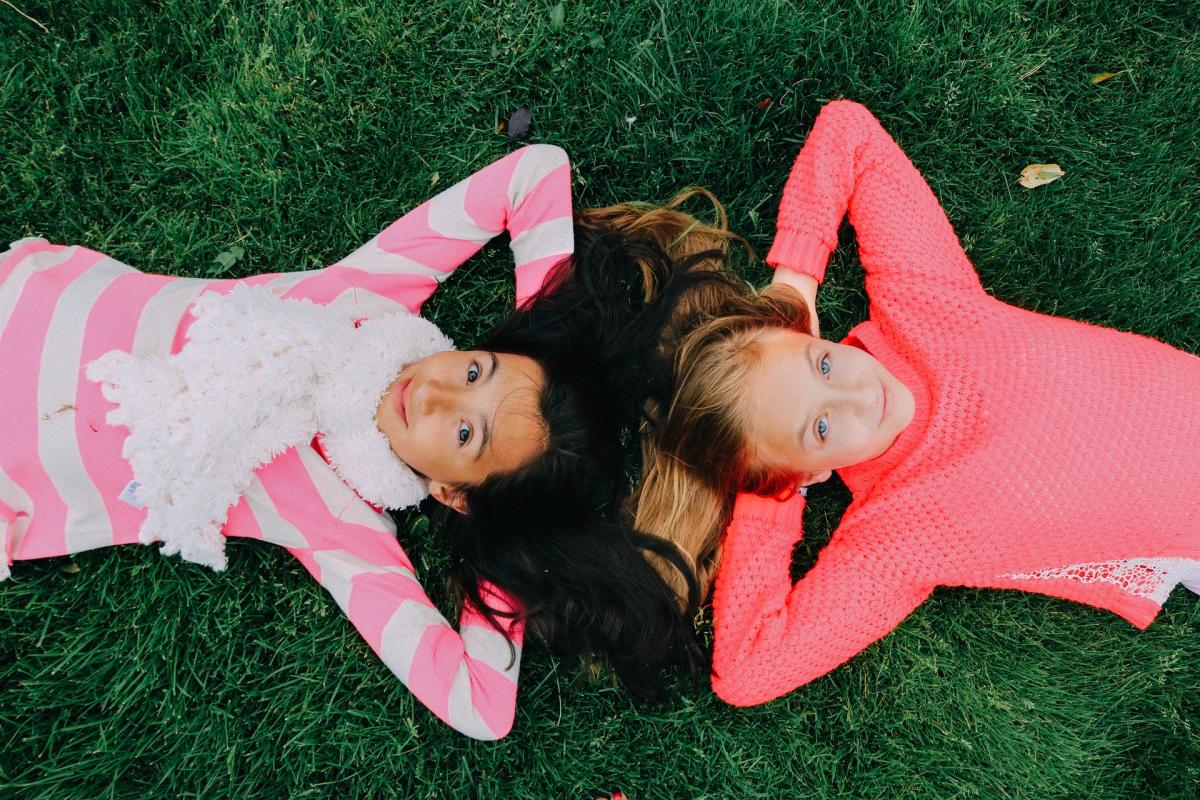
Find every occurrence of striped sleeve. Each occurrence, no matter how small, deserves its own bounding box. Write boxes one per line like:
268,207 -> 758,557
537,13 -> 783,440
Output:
229,447 -> 523,740
268,144 -> 575,314
0,241 -> 160,564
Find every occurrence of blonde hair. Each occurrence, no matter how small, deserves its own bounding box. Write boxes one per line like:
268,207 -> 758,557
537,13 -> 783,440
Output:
633,283 -> 814,598
572,189 -> 763,600
577,187 -> 739,270
571,190 -> 815,601
575,188 -> 749,348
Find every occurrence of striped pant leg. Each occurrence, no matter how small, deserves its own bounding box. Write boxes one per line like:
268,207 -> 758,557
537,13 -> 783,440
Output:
0,499 -> 19,580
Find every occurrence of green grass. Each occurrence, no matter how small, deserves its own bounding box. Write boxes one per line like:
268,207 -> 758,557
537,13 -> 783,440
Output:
2,0 -> 1198,797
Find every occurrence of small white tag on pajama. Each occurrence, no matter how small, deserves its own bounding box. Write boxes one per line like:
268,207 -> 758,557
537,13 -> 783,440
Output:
118,480 -> 146,509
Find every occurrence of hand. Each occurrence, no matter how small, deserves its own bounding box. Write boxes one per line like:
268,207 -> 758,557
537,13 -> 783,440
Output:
770,267 -> 820,338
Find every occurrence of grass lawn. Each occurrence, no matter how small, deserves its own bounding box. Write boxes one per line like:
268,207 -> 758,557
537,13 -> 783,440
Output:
1,1 -> 1197,797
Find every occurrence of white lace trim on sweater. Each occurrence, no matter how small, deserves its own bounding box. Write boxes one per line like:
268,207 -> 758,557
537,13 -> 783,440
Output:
1005,558 -> 1200,606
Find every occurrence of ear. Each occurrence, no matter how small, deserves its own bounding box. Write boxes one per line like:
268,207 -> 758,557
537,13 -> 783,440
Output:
798,469 -> 832,487
429,481 -> 468,515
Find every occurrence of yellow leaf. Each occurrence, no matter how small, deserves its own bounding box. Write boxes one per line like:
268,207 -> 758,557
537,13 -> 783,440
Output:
1090,70 -> 1125,85
59,563 -> 81,574
1017,163 -> 1065,189
429,172 -> 439,187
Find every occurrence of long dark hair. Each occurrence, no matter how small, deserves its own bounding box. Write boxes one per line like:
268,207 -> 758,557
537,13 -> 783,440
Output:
446,216 -> 729,699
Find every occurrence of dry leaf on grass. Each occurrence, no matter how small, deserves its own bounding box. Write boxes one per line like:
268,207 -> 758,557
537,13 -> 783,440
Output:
1017,163 -> 1065,188
505,107 -> 532,141
1090,71 -> 1125,85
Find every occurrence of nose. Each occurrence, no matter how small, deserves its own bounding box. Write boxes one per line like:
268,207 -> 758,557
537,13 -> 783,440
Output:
824,376 -> 876,418
413,376 -> 458,417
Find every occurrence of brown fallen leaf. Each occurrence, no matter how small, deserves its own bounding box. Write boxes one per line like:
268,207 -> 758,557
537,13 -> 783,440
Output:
1090,70 -> 1125,85
1017,163 -> 1065,189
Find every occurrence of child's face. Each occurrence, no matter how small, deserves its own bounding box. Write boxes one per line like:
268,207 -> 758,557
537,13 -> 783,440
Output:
742,328 -> 915,485
375,350 -> 548,511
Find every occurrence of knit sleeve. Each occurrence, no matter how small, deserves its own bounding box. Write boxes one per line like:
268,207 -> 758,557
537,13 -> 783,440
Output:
274,144 -> 575,312
765,101 -> 982,298
236,447 -> 523,740
711,492 -> 932,706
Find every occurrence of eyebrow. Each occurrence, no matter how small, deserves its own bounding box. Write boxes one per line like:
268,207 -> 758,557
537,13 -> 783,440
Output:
474,353 -> 499,461
476,416 -> 491,461
800,341 -> 818,446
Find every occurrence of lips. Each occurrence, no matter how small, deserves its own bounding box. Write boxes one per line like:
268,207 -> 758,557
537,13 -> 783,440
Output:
391,378 -> 412,426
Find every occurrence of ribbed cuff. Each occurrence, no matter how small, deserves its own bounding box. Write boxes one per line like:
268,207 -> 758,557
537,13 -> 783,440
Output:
514,256 -> 567,309
730,491 -> 807,532
765,230 -> 831,284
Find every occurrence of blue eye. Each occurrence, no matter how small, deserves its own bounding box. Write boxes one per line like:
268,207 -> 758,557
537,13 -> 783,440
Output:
817,417 -> 829,440
467,362 -> 481,383
819,355 -> 831,376
457,422 -> 472,445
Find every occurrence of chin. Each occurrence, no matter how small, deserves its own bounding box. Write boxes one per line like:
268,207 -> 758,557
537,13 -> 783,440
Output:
864,439 -> 892,462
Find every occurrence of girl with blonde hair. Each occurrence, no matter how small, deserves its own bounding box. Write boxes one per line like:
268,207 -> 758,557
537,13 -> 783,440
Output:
636,101 -> 1200,706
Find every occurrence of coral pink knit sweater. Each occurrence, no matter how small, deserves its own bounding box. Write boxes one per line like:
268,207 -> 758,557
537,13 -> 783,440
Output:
711,101 -> 1200,706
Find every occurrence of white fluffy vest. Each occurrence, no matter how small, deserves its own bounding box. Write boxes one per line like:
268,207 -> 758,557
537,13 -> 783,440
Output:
87,284 -> 452,571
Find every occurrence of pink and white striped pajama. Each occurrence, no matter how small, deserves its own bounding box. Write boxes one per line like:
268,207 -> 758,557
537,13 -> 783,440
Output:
0,143 -> 574,739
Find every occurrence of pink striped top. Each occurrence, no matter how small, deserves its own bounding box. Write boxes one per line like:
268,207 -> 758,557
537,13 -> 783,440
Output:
0,143 -> 574,739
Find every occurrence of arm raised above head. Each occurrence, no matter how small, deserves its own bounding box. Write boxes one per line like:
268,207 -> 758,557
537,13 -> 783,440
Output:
302,542 -> 525,740
280,144 -> 575,313
711,491 -> 932,706
240,449 -> 524,740
766,101 -> 983,299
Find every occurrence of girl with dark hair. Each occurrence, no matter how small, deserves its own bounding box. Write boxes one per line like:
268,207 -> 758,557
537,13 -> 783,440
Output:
636,101 -> 1199,707
0,145 -> 714,737
448,214 -> 736,699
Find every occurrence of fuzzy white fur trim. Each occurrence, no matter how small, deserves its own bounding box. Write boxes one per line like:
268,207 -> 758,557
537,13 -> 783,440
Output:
87,284 -> 452,571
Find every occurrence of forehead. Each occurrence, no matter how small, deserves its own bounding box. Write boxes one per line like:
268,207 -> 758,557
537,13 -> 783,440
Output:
473,351 -> 549,475
467,350 -> 545,391
741,329 -> 816,459
744,328 -> 817,399
754,327 -> 814,359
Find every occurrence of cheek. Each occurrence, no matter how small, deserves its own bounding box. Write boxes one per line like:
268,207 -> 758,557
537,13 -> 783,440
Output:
408,427 -> 442,467
836,419 -> 870,453
387,426 -> 412,463
862,421 -> 892,454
